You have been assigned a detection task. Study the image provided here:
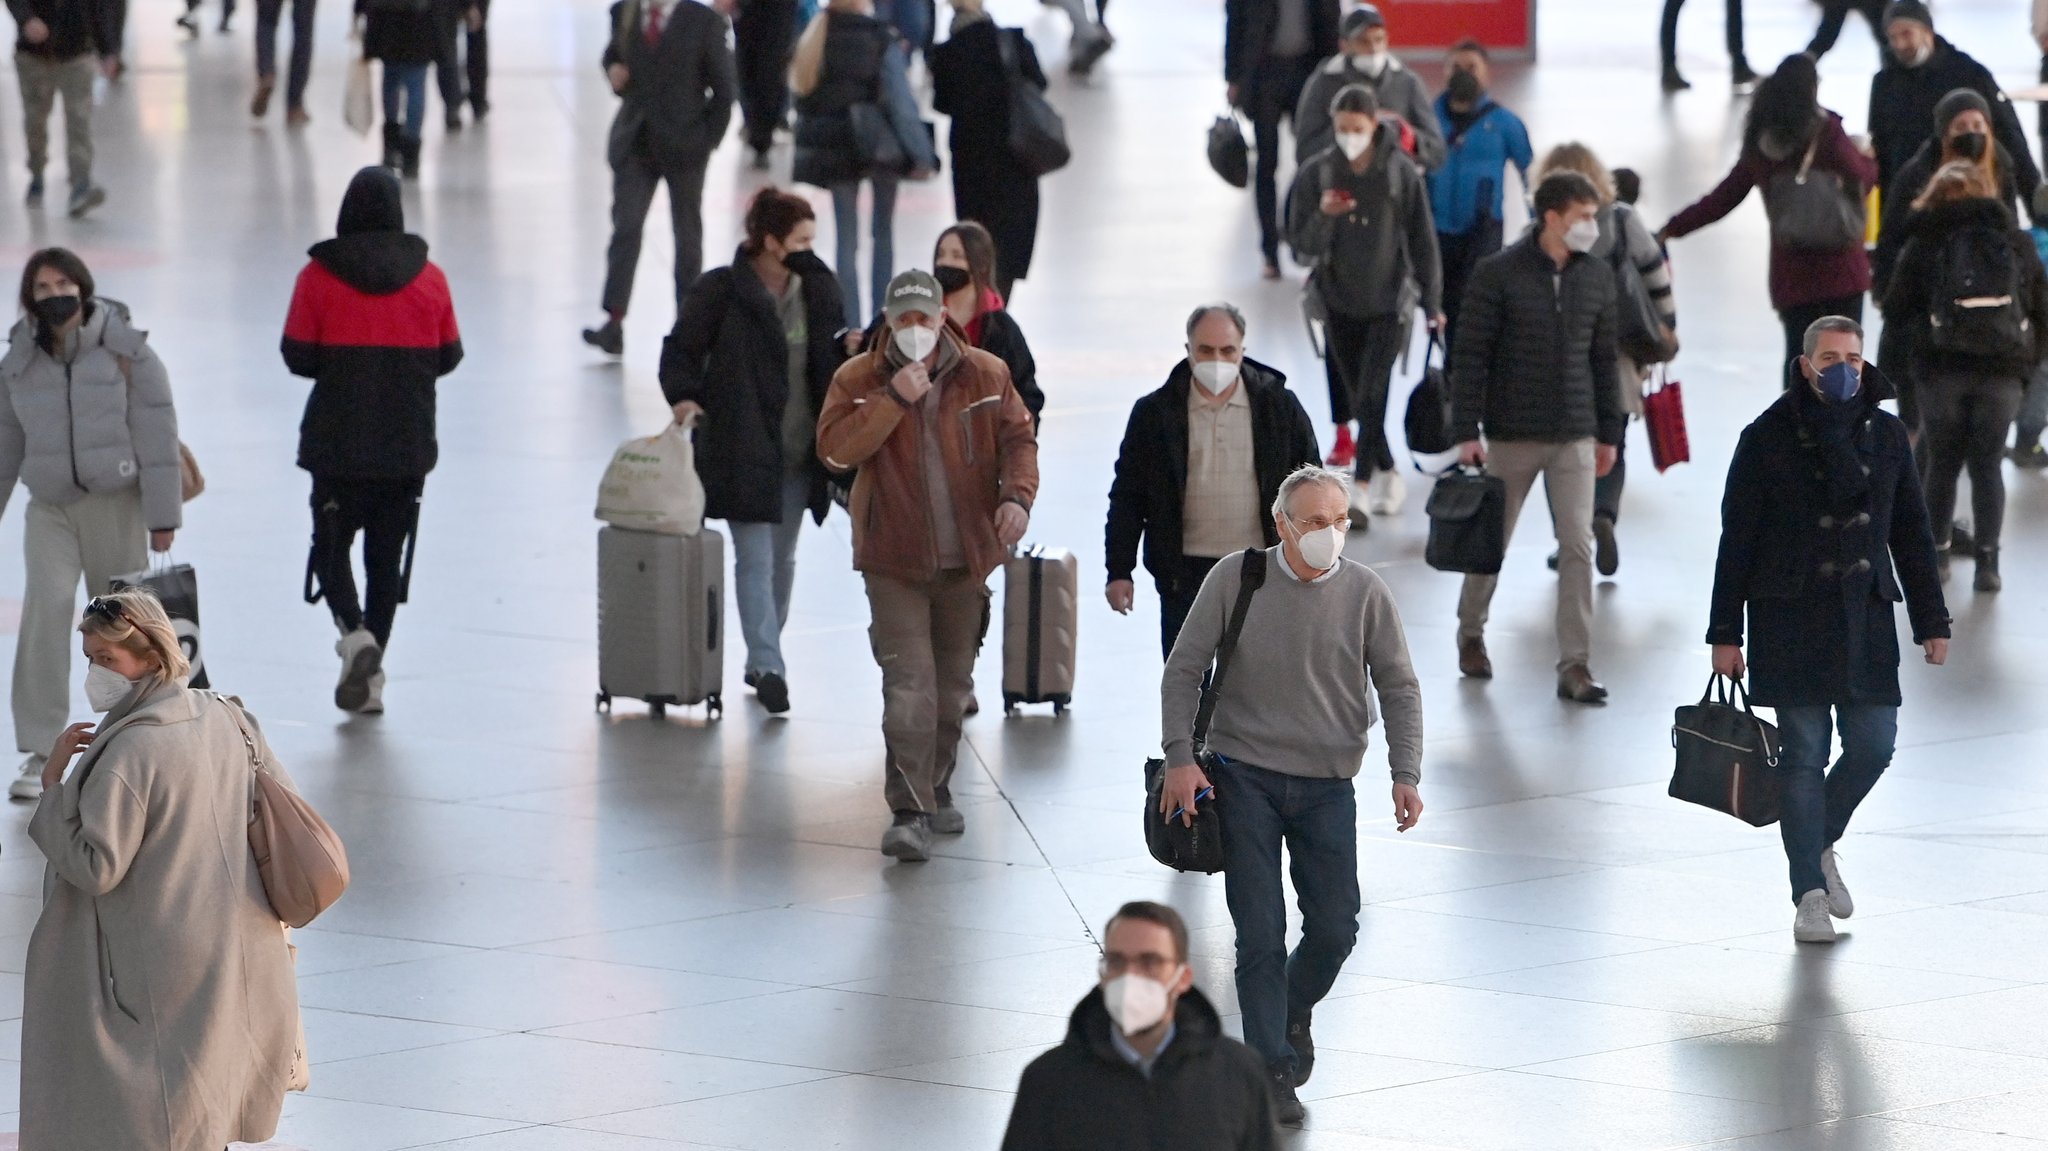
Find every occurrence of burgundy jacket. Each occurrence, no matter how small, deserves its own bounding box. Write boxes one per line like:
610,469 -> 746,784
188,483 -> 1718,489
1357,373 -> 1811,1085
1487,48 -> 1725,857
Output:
1663,111 -> 1878,310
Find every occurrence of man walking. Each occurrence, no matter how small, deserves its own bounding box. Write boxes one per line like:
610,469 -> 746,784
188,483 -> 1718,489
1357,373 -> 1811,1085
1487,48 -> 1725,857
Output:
817,270 -> 1038,862
1223,0 -> 1340,279
10,0 -> 113,216
250,0 -> 315,124
1428,37 -> 1531,347
1000,902 -> 1278,1150
732,0 -> 796,169
1158,464 -> 1424,1126
1105,303 -> 1320,659
1708,316 -> 1950,943
1292,5 -> 1444,172
1869,1 -> 2038,212
582,0 -> 737,356
1450,171 -> 1622,703
435,0 -> 489,128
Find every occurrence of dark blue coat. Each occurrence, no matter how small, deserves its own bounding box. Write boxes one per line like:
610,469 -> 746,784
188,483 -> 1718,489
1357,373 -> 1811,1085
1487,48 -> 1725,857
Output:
1707,385 -> 1950,708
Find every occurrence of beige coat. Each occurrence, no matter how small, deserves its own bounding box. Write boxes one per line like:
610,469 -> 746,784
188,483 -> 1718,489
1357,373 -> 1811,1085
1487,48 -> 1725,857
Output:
22,683 -> 298,1151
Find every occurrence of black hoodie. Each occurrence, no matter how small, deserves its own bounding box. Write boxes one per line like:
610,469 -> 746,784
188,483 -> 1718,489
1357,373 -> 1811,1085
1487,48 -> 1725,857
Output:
1881,196 -> 2048,380
1001,987 -> 1278,1151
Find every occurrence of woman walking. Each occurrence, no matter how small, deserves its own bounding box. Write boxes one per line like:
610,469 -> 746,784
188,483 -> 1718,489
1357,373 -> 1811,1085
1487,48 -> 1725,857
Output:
21,588 -> 300,1150
1882,161 -> 2048,592
934,221 -> 1043,420
660,188 -> 847,714
790,0 -> 937,328
0,248 -> 182,801
1659,54 -> 1875,371
929,0 -> 1047,301
358,0 -> 443,177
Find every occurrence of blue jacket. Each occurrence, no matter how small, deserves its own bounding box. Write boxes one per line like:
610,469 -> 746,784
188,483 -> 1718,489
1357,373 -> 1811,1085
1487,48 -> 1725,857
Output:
1427,95 -> 1532,238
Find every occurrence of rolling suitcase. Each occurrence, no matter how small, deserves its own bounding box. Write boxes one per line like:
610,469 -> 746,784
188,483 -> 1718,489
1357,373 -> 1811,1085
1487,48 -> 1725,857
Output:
596,526 -> 724,719
1002,545 -> 1077,715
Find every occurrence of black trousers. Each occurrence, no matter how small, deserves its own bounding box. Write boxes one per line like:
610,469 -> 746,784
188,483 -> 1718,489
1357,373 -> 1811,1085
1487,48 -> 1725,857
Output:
602,141 -> 709,318
1244,54 -> 1314,267
735,0 -> 798,155
1325,312 -> 1404,476
309,476 -> 423,650
1805,0 -> 1883,60
436,0 -> 489,116
254,0 -> 317,110
1778,294 -> 1864,389
1155,553 -> 1223,662
1659,0 -> 1746,69
1921,372 -> 2023,552
1439,219 -> 1504,354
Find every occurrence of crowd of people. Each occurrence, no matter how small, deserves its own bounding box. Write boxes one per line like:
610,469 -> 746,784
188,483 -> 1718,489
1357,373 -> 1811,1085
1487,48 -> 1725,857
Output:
0,0 -> 2040,1143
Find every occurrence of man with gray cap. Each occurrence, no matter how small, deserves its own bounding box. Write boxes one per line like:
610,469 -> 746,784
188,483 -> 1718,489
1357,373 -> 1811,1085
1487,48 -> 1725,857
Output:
1292,5 -> 1443,173
817,269 -> 1039,862
1868,1 -> 2039,208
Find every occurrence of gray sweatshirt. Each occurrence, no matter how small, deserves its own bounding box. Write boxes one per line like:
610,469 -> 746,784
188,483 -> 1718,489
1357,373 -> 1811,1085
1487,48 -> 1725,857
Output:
1161,548 -> 1423,785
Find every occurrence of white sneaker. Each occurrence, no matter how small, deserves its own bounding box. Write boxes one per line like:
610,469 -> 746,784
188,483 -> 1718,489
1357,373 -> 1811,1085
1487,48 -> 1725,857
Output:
335,628 -> 383,713
8,752 -> 44,800
1820,847 -> 1853,919
1370,469 -> 1407,515
1794,890 -> 1837,943
1347,482 -> 1372,528
357,672 -> 386,716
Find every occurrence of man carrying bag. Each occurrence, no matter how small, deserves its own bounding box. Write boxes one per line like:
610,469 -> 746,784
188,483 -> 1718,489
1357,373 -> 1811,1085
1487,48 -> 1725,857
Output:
1157,464 -> 1423,1129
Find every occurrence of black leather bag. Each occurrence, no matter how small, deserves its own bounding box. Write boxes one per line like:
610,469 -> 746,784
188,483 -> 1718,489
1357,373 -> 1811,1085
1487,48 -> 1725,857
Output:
1404,334 -> 1454,455
997,30 -> 1070,178
1763,135 -> 1865,252
849,102 -> 907,175
1207,112 -> 1250,189
1144,548 -> 1265,874
1669,675 -> 1783,827
1424,467 -> 1507,575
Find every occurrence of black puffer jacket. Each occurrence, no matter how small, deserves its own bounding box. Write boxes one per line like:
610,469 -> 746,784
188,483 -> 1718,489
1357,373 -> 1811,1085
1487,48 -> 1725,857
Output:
1881,196 -> 2048,381
1000,987 -> 1278,1151
1708,382 -> 1949,708
1104,357 -> 1319,584
660,248 -> 847,524
1449,233 -> 1622,446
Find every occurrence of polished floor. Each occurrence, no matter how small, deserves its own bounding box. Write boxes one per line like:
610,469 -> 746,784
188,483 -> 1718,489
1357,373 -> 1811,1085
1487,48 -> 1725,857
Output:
0,0 -> 2044,1147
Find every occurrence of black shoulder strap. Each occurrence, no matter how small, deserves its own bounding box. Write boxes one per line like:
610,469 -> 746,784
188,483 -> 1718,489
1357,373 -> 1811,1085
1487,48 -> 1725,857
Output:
1192,548 -> 1268,749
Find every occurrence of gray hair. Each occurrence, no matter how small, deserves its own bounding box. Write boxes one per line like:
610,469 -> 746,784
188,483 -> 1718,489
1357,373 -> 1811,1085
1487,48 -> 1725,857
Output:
1185,302 -> 1248,342
1270,464 -> 1353,520
1802,315 -> 1864,359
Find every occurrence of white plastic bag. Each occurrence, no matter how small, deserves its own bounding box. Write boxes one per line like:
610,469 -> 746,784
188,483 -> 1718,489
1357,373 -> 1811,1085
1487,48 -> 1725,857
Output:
595,423 -> 705,535
343,54 -> 375,136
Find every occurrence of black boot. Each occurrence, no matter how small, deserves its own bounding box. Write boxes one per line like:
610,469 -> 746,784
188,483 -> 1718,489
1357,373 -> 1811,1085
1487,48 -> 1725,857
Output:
1976,548 -> 2002,593
381,123 -> 403,170
400,135 -> 421,179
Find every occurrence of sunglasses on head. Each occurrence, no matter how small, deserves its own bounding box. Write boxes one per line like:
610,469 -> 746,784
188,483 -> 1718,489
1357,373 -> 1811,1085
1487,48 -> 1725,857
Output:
84,597 -> 127,624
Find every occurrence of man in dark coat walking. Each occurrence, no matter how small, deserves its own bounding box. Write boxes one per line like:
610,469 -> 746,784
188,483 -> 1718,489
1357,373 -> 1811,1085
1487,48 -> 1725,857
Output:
1224,0 -> 1339,278
1105,303 -> 1320,659
582,0 -> 737,356
1001,902 -> 1278,1151
1867,1 -> 2039,211
1708,315 -> 1950,945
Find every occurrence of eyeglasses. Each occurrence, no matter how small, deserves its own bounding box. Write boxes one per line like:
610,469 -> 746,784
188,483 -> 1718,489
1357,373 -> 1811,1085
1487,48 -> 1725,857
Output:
84,596 -> 127,624
1290,515 -> 1351,534
1099,952 -> 1179,980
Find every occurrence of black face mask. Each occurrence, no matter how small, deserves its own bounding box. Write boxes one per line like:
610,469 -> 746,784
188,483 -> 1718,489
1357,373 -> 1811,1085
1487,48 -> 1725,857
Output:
1446,68 -> 1482,106
31,294 -> 80,330
781,248 -> 810,270
1951,131 -> 1988,161
933,265 -> 973,295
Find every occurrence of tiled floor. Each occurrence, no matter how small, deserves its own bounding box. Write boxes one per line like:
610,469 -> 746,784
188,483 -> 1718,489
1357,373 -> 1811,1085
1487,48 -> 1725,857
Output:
0,0 -> 2044,1147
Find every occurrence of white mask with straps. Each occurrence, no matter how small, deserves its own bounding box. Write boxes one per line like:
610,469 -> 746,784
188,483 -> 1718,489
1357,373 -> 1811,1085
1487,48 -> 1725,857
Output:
1191,359 -> 1240,394
1563,218 -> 1600,254
85,664 -> 137,713
893,324 -> 939,362
1335,132 -> 1373,161
1291,519 -> 1345,571
1102,970 -> 1179,1035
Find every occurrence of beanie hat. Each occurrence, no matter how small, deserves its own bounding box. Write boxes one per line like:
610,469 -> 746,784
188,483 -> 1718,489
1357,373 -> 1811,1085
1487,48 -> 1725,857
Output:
1933,87 -> 1991,133
1882,0 -> 1932,32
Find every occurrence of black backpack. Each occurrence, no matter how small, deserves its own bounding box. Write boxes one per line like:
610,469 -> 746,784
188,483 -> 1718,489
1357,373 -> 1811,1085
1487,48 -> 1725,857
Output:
1927,225 -> 2030,358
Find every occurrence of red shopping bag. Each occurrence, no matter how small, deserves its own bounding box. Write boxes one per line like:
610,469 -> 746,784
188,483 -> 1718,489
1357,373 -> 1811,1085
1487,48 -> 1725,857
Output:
1644,368 -> 1690,472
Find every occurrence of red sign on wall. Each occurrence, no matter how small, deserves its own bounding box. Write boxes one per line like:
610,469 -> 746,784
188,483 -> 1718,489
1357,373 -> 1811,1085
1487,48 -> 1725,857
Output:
1375,0 -> 1535,58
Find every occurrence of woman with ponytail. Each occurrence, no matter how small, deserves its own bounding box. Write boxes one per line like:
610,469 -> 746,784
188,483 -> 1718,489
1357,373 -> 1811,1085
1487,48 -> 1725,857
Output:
20,587 -> 302,1150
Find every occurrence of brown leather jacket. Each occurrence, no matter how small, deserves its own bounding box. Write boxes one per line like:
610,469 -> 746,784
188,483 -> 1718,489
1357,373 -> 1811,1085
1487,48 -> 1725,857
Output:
817,322 -> 1039,582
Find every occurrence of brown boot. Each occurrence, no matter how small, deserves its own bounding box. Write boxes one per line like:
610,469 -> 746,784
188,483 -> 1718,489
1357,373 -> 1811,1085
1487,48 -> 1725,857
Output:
1557,664 -> 1609,704
1458,636 -> 1492,679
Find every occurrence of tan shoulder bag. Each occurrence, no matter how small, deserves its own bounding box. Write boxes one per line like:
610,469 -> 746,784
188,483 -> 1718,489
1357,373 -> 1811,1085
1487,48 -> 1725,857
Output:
217,695 -> 350,928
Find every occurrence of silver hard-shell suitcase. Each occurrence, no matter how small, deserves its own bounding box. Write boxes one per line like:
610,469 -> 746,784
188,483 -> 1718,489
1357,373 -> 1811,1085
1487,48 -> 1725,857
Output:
596,526 -> 724,719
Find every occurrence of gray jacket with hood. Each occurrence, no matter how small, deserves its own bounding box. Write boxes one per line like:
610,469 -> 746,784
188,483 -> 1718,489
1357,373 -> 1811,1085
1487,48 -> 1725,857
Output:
1294,52 -> 1446,172
0,301 -> 182,531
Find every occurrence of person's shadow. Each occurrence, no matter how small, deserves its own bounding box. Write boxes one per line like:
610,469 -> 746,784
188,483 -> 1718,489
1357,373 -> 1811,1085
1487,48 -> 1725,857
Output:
1698,949 -> 1877,1142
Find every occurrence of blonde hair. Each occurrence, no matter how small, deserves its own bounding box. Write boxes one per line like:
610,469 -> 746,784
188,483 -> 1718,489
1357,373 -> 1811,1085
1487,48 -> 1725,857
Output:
79,587 -> 191,684
788,0 -> 869,97
1914,159 -> 1998,210
1535,142 -> 1616,205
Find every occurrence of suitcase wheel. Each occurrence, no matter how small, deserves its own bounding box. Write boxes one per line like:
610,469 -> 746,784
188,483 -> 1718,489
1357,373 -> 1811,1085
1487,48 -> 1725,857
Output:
650,700 -> 667,720
1052,695 -> 1070,716
1001,693 -> 1021,716
596,691 -> 612,714
707,694 -> 723,719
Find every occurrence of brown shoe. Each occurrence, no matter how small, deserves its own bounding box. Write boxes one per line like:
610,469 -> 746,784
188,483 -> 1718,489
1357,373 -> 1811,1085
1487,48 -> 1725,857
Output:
286,105 -> 311,127
251,76 -> 274,117
1557,664 -> 1608,704
1458,636 -> 1492,679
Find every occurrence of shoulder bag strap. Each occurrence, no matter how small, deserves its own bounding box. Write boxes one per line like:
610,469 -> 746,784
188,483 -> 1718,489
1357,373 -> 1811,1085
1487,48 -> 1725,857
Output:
1191,547 -> 1268,749
994,25 -> 1017,76
1796,133 -> 1819,183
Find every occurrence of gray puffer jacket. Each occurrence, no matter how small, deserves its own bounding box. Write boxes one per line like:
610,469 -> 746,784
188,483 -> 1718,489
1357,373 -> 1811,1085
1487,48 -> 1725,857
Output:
0,301 -> 182,531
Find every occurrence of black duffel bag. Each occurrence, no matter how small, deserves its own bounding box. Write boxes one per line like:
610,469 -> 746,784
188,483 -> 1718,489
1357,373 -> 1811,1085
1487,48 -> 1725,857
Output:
1404,334 -> 1454,455
1669,674 -> 1782,827
1425,467 -> 1506,575
998,30 -> 1070,177
1207,112 -> 1250,189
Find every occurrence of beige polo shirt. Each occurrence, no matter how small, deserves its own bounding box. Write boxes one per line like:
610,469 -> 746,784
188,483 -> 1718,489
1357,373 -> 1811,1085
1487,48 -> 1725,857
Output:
1181,382 -> 1266,560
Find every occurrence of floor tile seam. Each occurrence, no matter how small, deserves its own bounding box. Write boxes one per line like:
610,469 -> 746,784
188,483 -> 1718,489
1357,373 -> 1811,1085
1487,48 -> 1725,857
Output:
1867,827 -> 2048,853
1338,900 -> 1698,950
806,978 -> 1085,1021
1875,1108 -> 2048,1141
312,968 -> 805,1025
1500,1061 -> 1836,1110
1781,1011 -> 2048,1061
294,1081 -> 556,1128
790,897 -> 1100,949
516,1016 -> 1043,1076
467,904 -> 809,950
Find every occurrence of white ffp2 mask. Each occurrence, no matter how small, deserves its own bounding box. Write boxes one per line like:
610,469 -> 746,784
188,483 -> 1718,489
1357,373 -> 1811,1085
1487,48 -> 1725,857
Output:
1563,218 -> 1600,254
894,324 -> 939,362
1102,971 -> 1177,1035
1293,522 -> 1345,571
85,664 -> 136,713
1335,132 -> 1372,161
1191,359 -> 1240,394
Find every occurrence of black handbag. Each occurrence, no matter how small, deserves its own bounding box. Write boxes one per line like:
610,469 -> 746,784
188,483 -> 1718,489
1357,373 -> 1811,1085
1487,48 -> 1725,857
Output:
110,560 -> 209,689
997,30 -> 1070,178
1763,134 -> 1865,252
849,102 -> 908,175
1207,112 -> 1250,189
1144,547 -> 1266,874
1424,467 -> 1507,575
1403,333 -> 1454,455
1610,203 -> 1675,366
1669,674 -> 1783,827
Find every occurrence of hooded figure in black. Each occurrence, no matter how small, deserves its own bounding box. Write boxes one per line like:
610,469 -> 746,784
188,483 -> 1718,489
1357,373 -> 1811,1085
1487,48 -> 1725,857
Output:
281,165 -> 463,714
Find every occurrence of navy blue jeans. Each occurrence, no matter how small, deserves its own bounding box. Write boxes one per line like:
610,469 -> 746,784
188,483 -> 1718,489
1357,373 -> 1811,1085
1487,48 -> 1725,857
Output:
1774,705 -> 1897,903
1215,757 -> 1360,1072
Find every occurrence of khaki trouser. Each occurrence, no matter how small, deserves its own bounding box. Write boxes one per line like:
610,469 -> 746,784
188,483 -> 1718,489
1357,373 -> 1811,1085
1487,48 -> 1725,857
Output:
863,570 -> 990,816
16,52 -> 96,186
1456,438 -> 1597,671
14,491 -> 146,758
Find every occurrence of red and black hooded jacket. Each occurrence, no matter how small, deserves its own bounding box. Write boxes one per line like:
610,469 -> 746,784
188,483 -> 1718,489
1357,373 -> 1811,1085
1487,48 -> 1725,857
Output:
282,166 -> 462,479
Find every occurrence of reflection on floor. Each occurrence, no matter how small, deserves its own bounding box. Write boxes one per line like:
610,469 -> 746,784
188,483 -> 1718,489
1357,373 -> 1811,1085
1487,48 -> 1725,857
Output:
0,0 -> 2043,1147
